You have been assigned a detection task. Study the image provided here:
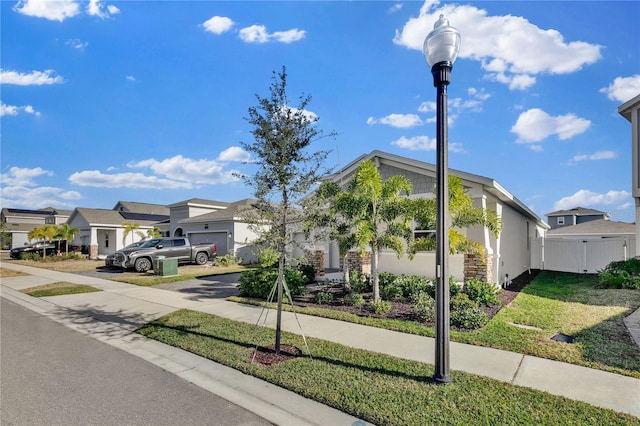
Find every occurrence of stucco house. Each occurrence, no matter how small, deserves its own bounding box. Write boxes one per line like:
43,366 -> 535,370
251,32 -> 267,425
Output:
619,93 -> 640,257
1,207 -> 71,249
317,150 -> 549,286
171,198 -> 263,262
67,202 -> 169,258
545,207 -> 610,230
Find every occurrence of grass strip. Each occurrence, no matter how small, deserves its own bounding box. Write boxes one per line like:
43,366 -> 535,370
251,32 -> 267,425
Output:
0,267 -> 30,278
110,265 -> 252,286
229,271 -> 640,378
137,309 -> 639,426
21,282 -> 102,297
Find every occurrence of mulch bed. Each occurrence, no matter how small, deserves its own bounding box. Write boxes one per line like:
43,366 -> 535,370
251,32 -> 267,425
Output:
252,270 -> 540,365
251,344 -> 303,366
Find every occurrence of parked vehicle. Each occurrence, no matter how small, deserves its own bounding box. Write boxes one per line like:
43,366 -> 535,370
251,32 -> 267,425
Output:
10,241 -> 56,259
105,241 -> 143,267
111,237 -> 217,272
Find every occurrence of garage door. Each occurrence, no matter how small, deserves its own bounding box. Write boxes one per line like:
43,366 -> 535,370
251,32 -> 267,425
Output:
188,232 -> 228,256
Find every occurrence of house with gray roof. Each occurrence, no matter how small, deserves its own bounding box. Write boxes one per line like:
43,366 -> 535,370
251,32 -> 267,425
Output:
545,207 -> 610,230
1,207 -> 71,249
319,150 -> 549,286
619,93 -> 640,257
67,207 -> 169,259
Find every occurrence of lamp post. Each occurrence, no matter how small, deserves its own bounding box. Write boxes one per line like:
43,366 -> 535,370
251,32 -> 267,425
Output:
423,14 -> 461,384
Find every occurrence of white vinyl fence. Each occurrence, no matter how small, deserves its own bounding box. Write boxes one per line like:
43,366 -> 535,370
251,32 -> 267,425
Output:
531,237 -> 635,274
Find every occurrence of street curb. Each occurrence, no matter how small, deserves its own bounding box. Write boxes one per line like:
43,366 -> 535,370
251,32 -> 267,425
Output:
1,286 -> 366,426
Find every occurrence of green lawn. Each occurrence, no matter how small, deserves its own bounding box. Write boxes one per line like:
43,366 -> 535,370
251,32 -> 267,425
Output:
20,282 -> 102,297
230,271 -> 640,378
137,309 -> 639,426
110,265 -> 252,286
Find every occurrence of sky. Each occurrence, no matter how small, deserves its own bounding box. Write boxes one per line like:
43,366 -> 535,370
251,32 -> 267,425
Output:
1,0 -> 639,224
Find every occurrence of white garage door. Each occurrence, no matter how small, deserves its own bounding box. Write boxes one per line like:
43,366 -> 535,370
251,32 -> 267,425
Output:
188,232 -> 228,256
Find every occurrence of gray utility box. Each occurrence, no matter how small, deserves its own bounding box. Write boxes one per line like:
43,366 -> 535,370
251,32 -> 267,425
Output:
155,256 -> 178,277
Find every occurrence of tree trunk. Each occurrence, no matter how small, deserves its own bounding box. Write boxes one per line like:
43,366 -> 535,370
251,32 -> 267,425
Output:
342,253 -> 351,293
371,246 -> 379,303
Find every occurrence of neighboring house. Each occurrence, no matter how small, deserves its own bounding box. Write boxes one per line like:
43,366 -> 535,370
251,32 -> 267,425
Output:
67,204 -> 169,259
167,198 -> 230,238
175,198 -> 262,262
1,207 -> 71,249
545,207 -> 610,230
317,150 -> 549,286
113,201 -> 170,216
619,93 -> 640,257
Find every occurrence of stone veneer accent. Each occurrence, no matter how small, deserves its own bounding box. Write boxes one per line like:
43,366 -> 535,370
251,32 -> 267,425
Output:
339,250 -> 372,275
464,253 -> 493,284
311,250 -> 325,276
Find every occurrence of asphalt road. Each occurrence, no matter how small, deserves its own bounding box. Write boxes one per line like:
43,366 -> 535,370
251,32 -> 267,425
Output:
1,298 -> 270,426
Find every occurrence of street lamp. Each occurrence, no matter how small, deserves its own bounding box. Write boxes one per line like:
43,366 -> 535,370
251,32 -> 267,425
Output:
423,14 -> 461,384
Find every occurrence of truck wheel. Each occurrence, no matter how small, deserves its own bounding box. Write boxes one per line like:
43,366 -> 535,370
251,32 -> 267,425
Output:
135,258 -> 152,273
195,252 -> 208,265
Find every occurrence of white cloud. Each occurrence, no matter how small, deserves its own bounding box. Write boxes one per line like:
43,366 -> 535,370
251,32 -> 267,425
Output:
0,166 -> 80,209
239,25 -> 305,44
394,1 -> 602,90
0,69 -> 64,85
13,0 -> 80,21
86,0 -> 119,18
391,135 -> 436,151
69,170 -> 192,189
418,101 -> 436,113
66,38 -> 88,50
128,155 -> 240,185
388,4 -> 403,14
217,147 -> 251,162
600,75 -> 640,103
367,113 -> 423,128
0,101 -> 40,117
202,16 -> 234,34
553,189 -> 631,211
529,144 -> 544,152
511,108 -> 591,143
566,150 -> 616,165
126,75 -> 135,81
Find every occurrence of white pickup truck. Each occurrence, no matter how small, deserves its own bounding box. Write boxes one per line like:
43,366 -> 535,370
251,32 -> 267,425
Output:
111,237 -> 217,272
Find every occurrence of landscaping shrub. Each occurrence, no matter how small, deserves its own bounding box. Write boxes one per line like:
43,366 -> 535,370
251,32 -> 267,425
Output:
450,293 -> 478,312
371,300 -> 393,315
342,293 -> 365,307
380,283 -> 403,301
315,291 -> 334,304
599,259 -> 640,289
215,254 -> 242,267
451,307 -> 489,329
238,267 -> 307,300
397,274 -> 433,301
464,278 -> 501,306
411,292 -> 435,323
349,270 -> 371,293
297,264 -> 316,284
20,252 -> 42,261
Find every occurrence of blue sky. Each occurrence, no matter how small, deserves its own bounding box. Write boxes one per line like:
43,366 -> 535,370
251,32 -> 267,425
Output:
2,0 -> 639,224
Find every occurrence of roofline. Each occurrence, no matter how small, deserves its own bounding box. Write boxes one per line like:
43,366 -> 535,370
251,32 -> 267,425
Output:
326,150 -> 549,229
618,93 -> 640,122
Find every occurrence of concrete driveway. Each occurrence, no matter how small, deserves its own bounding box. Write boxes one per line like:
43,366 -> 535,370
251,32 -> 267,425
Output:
153,273 -> 242,300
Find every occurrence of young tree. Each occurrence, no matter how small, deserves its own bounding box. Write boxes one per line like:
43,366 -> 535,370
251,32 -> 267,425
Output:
409,175 -> 502,255
57,223 -> 80,255
238,66 -> 334,353
122,221 -> 144,245
342,160 -> 414,303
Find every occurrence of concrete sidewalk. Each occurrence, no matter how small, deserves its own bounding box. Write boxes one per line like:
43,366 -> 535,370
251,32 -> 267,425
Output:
2,261 -> 639,420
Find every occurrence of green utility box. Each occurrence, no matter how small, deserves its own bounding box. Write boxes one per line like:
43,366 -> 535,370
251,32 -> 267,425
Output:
156,257 -> 178,277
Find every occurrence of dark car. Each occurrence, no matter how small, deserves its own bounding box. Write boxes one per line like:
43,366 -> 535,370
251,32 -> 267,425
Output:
10,241 -> 57,259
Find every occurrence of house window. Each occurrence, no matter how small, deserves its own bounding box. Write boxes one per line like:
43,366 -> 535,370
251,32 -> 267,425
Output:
105,232 -> 109,248
204,224 -> 209,230
557,217 -> 565,225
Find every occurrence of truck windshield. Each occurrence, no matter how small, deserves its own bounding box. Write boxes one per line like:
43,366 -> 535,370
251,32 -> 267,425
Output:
139,239 -> 162,248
